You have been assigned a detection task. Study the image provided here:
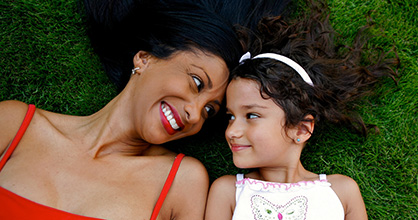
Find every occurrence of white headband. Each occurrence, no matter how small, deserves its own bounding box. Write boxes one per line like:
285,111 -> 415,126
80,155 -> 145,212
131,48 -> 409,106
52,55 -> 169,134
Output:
239,52 -> 314,86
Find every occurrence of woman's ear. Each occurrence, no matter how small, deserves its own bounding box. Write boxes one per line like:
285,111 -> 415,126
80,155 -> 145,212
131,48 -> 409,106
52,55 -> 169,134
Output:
293,114 -> 314,144
133,51 -> 151,71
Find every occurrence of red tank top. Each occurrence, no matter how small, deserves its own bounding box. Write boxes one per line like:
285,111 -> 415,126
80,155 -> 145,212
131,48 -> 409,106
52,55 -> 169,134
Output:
0,104 -> 184,219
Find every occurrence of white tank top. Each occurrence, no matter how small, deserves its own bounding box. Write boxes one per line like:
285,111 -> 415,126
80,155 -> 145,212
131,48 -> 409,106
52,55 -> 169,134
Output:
232,174 -> 345,220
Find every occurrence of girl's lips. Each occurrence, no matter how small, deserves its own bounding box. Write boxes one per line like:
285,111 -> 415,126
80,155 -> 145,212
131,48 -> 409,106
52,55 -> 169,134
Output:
230,144 -> 251,152
160,102 -> 185,135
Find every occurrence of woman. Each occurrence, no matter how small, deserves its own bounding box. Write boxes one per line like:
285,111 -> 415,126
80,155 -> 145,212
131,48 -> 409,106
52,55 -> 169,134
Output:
0,49 -> 227,220
0,2 -> 241,219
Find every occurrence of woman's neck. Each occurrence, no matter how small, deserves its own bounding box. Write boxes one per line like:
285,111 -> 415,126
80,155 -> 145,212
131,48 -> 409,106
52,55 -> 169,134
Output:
66,92 -> 151,158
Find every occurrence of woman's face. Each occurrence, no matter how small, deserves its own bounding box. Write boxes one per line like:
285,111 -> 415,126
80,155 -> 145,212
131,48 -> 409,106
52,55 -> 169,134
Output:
131,50 -> 229,144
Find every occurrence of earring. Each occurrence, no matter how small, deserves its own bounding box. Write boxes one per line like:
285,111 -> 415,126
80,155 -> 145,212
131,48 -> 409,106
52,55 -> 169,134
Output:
132,67 -> 140,75
297,138 -> 301,142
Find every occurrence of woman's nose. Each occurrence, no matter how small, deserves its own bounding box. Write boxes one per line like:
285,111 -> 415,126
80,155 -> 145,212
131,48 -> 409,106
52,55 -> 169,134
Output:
184,103 -> 202,125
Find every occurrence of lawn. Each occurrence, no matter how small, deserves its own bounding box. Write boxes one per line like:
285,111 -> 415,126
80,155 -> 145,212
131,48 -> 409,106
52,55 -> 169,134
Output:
1,0 -> 416,219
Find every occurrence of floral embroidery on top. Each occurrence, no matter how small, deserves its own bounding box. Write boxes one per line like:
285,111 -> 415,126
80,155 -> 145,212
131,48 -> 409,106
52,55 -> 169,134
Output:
251,195 -> 308,220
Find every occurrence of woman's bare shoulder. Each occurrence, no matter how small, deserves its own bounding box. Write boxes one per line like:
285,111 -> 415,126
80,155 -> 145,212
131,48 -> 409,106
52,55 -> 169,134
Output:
0,101 -> 32,152
159,154 -> 210,219
175,155 -> 209,185
208,174 -> 237,198
143,146 -> 207,180
0,100 -> 29,116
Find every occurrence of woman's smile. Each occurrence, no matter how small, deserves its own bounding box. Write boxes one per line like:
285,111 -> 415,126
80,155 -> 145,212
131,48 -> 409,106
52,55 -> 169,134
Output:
160,102 -> 185,135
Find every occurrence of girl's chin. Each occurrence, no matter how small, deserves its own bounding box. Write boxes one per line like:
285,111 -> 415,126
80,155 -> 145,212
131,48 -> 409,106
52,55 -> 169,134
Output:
233,160 -> 251,169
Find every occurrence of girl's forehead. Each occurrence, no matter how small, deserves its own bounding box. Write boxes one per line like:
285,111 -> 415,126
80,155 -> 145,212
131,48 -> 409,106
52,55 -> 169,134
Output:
228,78 -> 259,92
227,78 -> 262,101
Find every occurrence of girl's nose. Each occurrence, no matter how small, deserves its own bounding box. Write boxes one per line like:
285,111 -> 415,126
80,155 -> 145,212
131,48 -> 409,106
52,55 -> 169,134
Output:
225,120 -> 243,140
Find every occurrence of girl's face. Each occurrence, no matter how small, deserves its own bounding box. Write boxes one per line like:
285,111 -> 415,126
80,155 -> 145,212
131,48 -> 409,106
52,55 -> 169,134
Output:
225,78 -> 296,169
131,50 -> 229,144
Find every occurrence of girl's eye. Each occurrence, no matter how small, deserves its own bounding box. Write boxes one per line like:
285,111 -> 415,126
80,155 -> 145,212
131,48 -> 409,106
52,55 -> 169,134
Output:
247,113 -> 259,119
192,76 -> 204,92
205,105 -> 216,118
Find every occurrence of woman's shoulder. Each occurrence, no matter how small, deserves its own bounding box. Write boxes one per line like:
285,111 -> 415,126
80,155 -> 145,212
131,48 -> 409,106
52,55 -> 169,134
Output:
0,101 -> 32,152
0,100 -> 30,116
173,155 -> 209,185
209,174 -> 238,197
158,154 -> 210,219
143,147 -> 209,184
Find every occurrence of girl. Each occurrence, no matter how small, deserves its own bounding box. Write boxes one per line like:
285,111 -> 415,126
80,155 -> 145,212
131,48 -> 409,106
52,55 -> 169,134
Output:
205,2 -> 397,220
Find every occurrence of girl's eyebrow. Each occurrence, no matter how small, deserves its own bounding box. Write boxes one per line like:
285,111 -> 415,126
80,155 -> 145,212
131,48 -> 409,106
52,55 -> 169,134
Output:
226,104 -> 267,112
191,64 -> 213,89
242,104 -> 267,110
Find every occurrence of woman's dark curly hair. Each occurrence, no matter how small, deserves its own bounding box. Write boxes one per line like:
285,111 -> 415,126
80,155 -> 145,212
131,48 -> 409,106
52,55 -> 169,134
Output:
233,1 -> 398,136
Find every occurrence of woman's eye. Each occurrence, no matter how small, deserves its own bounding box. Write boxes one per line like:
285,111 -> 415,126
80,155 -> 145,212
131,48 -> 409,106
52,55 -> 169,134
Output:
226,113 -> 235,121
192,76 -> 203,91
205,105 -> 216,118
247,113 -> 259,119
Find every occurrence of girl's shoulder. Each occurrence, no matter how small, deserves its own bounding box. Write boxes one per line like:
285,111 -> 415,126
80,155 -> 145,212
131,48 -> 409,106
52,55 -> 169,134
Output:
326,174 -> 365,215
326,174 -> 360,190
327,174 -> 361,197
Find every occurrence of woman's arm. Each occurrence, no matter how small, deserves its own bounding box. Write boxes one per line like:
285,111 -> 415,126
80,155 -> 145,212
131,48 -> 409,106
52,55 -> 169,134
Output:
205,175 -> 236,220
329,174 -> 368,220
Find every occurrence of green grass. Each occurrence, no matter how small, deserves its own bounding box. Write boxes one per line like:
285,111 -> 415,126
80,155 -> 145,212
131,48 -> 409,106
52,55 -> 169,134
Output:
1,0 -> 416,219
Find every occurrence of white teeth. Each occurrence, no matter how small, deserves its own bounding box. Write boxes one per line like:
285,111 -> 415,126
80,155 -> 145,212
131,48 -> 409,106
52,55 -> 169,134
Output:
164,110 -> 171,116
161,103 -> 180,130
170,119 -> 180,130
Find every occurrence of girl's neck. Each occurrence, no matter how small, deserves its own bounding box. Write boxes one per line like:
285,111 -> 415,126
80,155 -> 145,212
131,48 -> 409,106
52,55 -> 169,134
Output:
255,161 -> 317,183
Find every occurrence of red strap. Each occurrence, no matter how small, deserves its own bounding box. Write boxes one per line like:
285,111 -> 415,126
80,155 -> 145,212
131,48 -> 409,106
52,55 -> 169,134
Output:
150,153 -> 185,220
0,104 -> 36,170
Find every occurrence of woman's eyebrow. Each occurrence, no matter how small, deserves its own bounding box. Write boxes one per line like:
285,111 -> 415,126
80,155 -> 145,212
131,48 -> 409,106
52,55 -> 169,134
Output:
192,64 -> 213,89
213,100 -> 221,107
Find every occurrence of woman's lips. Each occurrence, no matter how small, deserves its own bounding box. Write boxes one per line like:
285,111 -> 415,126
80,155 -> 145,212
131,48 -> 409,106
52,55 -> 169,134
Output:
230,144 -> 251,152
160,102 -> 184,135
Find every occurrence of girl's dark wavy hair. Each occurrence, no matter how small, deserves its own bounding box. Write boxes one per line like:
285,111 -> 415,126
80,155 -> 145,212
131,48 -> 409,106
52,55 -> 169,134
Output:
233,1 -> 399,136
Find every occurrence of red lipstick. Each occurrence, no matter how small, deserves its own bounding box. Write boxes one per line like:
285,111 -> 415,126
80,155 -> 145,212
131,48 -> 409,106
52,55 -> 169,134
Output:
160,102 -> 185,135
